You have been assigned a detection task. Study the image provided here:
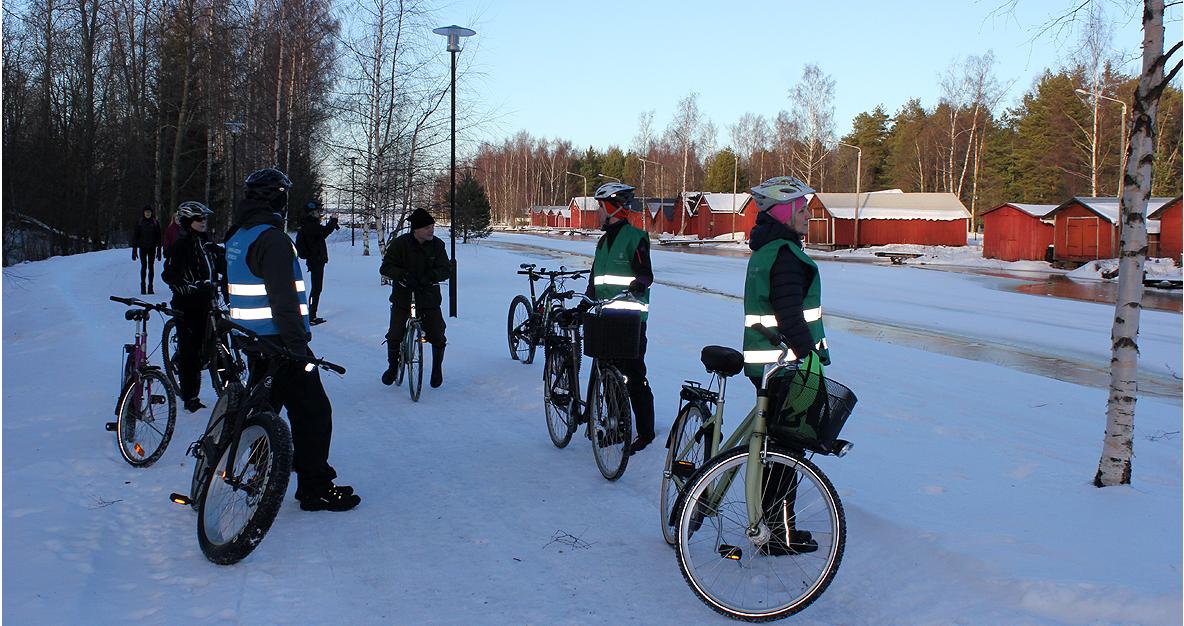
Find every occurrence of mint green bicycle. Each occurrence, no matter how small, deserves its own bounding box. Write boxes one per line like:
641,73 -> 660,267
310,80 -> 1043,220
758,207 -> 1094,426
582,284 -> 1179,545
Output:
666,325 -> 856,621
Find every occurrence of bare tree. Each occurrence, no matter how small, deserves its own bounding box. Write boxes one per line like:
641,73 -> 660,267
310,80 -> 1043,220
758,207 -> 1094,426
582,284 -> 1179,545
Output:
788,64 -> 835,186
667,92 -> 702,233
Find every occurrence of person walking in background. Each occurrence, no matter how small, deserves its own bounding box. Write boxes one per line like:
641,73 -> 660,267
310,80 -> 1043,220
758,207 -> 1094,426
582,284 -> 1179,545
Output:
296,200 -> 340,325
379,208 -> 451,388
132,205 -> 162,294
162,210 -> 182,258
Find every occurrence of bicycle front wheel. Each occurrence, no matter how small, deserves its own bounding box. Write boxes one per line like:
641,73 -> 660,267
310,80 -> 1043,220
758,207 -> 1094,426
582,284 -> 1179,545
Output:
543,343 -> 576,448
661,401 -> 710,545
406,325 -> 424,402
591,364 -> 632,481
161,318 -> 181,393
506,295 -> 536,364
675,446 -> 845,621
197,411 -> 292,565
115,368 -> 176,467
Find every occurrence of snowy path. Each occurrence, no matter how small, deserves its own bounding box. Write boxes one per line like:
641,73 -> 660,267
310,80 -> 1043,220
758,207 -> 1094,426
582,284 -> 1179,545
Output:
3,234 -> 1180,625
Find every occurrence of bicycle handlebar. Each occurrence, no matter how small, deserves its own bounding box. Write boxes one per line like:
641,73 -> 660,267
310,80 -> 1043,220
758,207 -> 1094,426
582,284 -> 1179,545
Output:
214,317 -> 346,375
110,295 -> 183,318
516,267 -> 590,280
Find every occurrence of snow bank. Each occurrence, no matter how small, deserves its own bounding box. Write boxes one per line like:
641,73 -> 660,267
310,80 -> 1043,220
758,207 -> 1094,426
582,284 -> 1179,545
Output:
1067,258 -> 1183,281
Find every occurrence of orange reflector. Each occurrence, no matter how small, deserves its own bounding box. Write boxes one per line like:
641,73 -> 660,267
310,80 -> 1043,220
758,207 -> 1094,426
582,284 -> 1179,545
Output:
134,444 -> 144,456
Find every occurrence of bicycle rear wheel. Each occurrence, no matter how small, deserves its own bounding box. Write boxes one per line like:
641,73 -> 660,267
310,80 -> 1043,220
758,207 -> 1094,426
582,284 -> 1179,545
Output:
161,318 -> 181,393
196,411 -> 292,565
661,401 -> 710,545
506,295 -> 536,364
115,368 -> 176,467
543,342 -> 576,448
407,325 -> 424,402
675,446 -> 845,621
591,364 -> 632,481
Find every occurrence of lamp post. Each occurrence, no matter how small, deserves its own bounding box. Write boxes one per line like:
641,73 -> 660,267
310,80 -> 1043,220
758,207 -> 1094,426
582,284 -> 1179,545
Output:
565,170 -> 587,228
433,24 -> 476,318
837,141 -> 862,248
730,149 -> 740,240
597,173 -> 620,183
1075,88 -> 1128,201
224,120 -> 244,217
638,157 -> 660,233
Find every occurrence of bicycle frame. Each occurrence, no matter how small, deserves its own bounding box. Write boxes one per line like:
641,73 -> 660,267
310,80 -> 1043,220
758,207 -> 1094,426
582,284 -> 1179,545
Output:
515,265 -> 589,347
403,292 -> 422,360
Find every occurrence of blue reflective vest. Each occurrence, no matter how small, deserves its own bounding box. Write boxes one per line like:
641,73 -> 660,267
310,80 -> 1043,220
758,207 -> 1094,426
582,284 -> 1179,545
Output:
225,224 -> 311,336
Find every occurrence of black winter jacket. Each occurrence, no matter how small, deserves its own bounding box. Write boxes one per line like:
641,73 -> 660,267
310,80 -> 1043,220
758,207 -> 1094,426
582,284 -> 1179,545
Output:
748,213 -> 819,364
226,200 -> 310,353
297,216 -> 337,265
162,229 -> 227,311
133,217 -> 162,252
379,232 -> 451,309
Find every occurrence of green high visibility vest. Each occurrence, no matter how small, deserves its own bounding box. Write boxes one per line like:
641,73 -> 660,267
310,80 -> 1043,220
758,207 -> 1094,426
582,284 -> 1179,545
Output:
742,239 -> 829,378
592,223 -> 650,321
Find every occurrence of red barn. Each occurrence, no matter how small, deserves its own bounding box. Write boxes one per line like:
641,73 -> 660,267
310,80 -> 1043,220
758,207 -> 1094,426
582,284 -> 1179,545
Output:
1046,196 -> 1174,263
646,198 -> 678,234
569,197 -> 598,230
981,203 -> 1056,261
1148,196 -> 1182,262
694,193 -> 755,241
651,193 -> 701,236
807,192 -> 970,247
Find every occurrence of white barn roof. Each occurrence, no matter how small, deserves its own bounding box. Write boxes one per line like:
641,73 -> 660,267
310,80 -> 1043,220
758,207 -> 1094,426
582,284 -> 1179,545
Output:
570,197 -> 598,212
814,192 -> 971,221
698,193 -> 753,214
1065,197 -> 1177,224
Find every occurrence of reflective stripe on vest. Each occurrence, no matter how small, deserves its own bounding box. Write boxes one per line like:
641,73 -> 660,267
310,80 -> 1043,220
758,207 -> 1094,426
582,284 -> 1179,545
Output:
225,223 -> 312,336
591,223 -> 650,322
742,239 -> 828,377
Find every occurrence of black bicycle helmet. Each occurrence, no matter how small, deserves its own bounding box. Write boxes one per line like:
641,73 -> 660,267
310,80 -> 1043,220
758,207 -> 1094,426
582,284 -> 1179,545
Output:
177,200 -> 213,220
593,182 -> 636,208
243,167 -> 292,202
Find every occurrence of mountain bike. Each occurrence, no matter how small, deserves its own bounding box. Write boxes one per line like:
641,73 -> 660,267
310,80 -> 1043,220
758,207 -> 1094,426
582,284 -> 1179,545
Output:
391,290 -> 425,401
506,264 -> 589,364
543,292 -> 639,480
669,325 -> 856,621
161,284 -> 246,395
168,316 -> 345,565
106,296 -> 180,467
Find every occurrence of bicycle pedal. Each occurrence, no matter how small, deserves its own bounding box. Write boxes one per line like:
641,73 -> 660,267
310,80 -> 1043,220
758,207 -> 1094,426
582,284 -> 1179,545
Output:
718,544 -> 743,560
672,460 -> 697,479
150,394 -> 166,405
169,492 -> 193,506
104,422 -> 117,432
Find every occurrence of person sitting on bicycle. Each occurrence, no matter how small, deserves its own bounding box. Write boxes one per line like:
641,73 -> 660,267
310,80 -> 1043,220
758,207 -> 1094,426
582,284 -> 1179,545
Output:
744,176 -> 831,556
162,201 -> 226,413
225,167 -> 360,512
575,182 -> 656,454
379,208 -> 451,388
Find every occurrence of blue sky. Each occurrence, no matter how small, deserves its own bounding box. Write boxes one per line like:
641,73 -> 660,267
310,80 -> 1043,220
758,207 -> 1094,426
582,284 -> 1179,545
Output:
437,0 -> 1180,152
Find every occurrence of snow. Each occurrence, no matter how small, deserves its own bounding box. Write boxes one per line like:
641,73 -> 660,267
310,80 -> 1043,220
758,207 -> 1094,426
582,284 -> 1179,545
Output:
1068,258 -> 1184,281
3,230 -> 1181,624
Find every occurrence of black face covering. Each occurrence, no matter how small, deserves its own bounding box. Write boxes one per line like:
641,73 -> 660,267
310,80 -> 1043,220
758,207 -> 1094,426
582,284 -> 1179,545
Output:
269,191 -> 289,217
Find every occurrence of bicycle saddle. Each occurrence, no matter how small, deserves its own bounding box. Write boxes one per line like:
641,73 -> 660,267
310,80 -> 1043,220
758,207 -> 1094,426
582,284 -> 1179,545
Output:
700,346 -> 744,378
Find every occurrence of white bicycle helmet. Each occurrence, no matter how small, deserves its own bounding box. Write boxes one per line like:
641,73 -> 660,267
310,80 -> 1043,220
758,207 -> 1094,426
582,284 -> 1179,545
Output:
750,177 -> 815,211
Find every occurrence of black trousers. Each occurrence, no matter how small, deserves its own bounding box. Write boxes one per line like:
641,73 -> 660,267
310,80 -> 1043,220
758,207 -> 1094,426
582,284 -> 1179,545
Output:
306,262 -> 325,319
609,322 -> 655,441
386,304 -> 446,367
138,248 -> 156,290
175,303 -> 209,401
749,375 -> 801,533
247,351 -> 337,492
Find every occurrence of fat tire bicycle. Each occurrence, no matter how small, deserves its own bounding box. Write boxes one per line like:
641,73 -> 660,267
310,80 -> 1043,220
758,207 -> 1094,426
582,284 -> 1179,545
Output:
161,285 -> 247,396
391,291 -> 425,401
543,292 -> 639,480
506,264 -> 589,365
106,296 -> 180,467
169,315 -> 345,565
668,325 -> 856,621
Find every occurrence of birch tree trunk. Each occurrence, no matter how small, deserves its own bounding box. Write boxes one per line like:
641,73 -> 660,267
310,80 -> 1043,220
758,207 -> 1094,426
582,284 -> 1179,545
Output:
1095,0 -> 1181,487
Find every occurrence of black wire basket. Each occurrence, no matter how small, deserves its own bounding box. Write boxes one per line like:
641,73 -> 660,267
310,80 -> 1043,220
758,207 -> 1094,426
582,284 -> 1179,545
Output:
582,309 -> 642,360
768,373 -> 857,454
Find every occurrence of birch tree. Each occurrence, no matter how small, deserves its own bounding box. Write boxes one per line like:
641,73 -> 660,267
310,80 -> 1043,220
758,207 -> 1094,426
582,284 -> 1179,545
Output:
788,64 -> 836,186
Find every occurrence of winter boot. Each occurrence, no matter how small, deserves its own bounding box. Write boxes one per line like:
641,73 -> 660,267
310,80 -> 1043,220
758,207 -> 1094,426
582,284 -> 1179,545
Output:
298,483 -> 361,512
759,499 -> 818,556
183,397 -> 207,413
430,345 -> 445,388
381,354 -> 400,386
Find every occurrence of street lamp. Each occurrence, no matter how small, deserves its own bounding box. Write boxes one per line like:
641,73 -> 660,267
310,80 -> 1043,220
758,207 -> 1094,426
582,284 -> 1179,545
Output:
638,157 -> 661,233
597,173 -> 621,183
224,120 -> 244,217
837,141 -> 862,248
1075,88 -> 1128,201
433,24 -> 476,319
565,171 -> 587,228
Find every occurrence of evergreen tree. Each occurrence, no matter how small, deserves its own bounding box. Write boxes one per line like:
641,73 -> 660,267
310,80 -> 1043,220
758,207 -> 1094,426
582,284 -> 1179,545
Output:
702,149 -> 748,193
456,171 -> 492,242
840,105 -> 892,191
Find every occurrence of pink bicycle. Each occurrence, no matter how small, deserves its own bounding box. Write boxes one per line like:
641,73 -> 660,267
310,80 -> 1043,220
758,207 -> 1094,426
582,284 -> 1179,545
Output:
106,296 -> 180,466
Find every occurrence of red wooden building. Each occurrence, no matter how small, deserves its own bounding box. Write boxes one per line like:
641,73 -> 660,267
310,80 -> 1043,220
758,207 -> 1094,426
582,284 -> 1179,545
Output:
645,198 -> 678,234
693,193 -> 755,240
652,192 -> 702,236
1148,196 -> 1182,262
1045,196 -> 1174,263
806,192 -> 971,247
568,197 -> 598,230
981,203 -> 1056,261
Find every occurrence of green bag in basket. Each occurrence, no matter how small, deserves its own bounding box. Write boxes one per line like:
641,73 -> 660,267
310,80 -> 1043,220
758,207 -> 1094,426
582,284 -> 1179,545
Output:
769,352 -> 826,442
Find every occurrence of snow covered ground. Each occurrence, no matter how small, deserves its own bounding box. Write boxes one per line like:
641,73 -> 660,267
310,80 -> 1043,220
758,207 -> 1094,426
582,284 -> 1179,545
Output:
3,230 -> 1181,624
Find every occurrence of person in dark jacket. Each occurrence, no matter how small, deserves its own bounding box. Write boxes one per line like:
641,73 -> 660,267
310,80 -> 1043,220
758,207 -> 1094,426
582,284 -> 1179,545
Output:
379,208 -> 451,388
224,167 -> 360,512
161,201 -> 225,412
296,200 -> 339,325
743,176 -> 831,557
162,211 -> 182,258
132,206 -> 163,294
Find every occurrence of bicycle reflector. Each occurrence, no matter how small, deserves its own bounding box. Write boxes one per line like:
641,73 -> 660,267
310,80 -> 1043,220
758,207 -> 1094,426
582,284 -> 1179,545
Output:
304,363 -> 315,372
169,493 -> 192,506
718,544 -> 743,560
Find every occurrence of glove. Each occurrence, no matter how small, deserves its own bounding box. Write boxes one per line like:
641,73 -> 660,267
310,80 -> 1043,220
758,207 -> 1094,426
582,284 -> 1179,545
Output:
328,216 -> 340,230
627,279 -> 647,297
575,299 -> 593,314
156,250 -> 162,261
401,277 -> 423,290
132,249 -> 138,261
555,309 -> 579,327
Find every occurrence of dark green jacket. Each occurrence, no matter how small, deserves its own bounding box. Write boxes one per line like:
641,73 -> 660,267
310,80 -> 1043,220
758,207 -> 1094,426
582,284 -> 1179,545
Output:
379,233 -> 451,309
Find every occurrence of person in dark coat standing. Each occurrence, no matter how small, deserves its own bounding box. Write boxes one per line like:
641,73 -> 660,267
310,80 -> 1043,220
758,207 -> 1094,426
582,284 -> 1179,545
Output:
224,167 -> 360,512
296,200 -> 339,325
161,201 -> 225,413
379,208 -> 451,388
132,205 -> 163,294
162,211 -> 182,258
